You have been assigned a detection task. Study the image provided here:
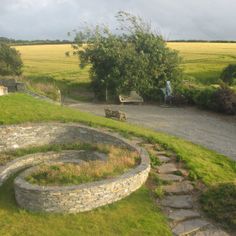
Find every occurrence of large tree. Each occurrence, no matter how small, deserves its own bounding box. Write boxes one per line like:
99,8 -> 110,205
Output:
74,12 -> 182,101
0,43 -> 23,76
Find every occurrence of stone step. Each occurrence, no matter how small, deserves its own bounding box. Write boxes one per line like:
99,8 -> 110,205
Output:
163,181 -> 194,195
172,219 -> 210,236
157,163 -> 178,174
166,209 -> 200,223
193,227 -> 230,236
158,174 -> 184,182
155,151 -> 167,155
160,195 -> 193,209
130,137 -> 143,145
158,155 -> 171,163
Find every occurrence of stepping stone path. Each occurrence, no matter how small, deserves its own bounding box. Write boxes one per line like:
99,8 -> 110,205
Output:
158,174 -> 184,182
162,181 -> 194,194
166,209 -> 200,222
161,195 -> 193,209
157,163 -> 178,174
158,155 -> 171,163
143,144 -> 231,236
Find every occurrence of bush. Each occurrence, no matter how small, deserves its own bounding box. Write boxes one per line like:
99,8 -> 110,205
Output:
0,43 -> 23,76
221,64 -> 236,85
211,85 -> 236,115
200,183 -> 236,230
193,87 -> 216,109
177,83 -> 236,115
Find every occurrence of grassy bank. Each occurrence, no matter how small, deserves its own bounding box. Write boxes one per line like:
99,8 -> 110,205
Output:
0,93 -> 235,235
1,93 -> 235,185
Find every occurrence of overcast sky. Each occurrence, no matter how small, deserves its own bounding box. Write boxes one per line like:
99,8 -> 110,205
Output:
0,0 -> 236,40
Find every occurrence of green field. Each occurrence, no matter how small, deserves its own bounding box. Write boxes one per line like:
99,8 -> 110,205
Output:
15,42 -> 236,86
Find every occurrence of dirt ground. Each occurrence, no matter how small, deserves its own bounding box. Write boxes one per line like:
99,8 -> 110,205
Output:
67,101 -> 236,161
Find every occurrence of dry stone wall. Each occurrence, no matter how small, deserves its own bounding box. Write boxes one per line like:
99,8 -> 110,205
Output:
0,123 -> 150,213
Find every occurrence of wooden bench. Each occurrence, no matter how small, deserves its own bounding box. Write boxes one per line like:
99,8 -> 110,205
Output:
104,108 -> 127,121
119,91 -> 144,104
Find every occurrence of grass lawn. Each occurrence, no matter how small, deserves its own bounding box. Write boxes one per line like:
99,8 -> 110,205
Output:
0,93 -> 235,235
1,177 -> 169,236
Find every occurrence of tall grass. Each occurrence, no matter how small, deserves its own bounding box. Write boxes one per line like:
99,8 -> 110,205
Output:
26,146 -> 139,186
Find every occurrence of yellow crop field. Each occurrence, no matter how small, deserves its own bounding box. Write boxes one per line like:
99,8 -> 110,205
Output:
15,42 -> 236,85
14,44 -> 90,84
168,42 -> 236,84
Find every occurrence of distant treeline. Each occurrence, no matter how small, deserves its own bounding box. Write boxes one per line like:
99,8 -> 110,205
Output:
0,37 -> 72,46
1,36 -> 236,45
168,40 -> 236,43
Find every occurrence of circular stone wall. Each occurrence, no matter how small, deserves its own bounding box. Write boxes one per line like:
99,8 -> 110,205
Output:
0,123 -> 150,213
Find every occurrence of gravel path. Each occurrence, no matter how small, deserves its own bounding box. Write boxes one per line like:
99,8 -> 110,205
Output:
67,102 -> 236,160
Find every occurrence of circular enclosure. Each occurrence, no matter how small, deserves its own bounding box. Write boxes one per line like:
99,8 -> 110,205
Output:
0,123 -> 150,213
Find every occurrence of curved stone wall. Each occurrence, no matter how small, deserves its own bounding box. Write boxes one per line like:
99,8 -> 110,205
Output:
0,123 -> 150,213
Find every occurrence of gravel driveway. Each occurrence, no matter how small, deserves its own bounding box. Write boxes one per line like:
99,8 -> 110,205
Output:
67,102 -> 236,160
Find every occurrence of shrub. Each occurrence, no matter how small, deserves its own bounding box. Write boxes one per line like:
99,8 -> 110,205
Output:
172,92 -> 187,106
0,43 -> 23,76
211,85 -> 236,115
193,87 -> 216,109
221,64 -> 236,85
177,83 -> 236,115
200,183 -> 236,230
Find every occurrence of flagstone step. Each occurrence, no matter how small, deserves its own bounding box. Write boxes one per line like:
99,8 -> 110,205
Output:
166,209 -> 201,223
158,155 -> 171,163
193,227 -> 230,236
157,163 -> 178,174
155,150 -> 167,154
160,195 -> 193,209
158,174 -> 184,182
172,219 -> 210,236
163,181 -> 194,194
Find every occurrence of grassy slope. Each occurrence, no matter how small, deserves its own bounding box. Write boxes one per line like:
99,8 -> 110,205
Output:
1,93 -> 235,186
1,177 -> 169,236
0,93 -> 235,235
15,43 -> 236,85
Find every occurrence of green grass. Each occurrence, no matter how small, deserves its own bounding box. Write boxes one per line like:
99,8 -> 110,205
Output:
0,176 -> 170,236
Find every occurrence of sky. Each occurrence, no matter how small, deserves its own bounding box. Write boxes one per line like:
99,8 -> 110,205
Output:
0,0 -> 236,41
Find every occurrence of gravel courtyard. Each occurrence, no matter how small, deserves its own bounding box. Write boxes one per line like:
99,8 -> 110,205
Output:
68,102 -> 236,161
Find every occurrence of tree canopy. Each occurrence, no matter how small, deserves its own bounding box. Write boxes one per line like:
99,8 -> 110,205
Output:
0,43 -> 23,76
74,12 -> 182,101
